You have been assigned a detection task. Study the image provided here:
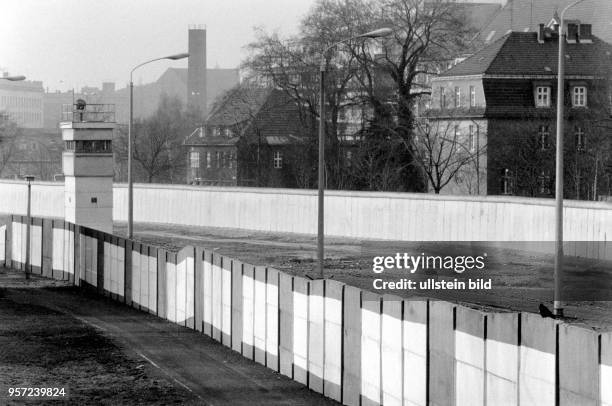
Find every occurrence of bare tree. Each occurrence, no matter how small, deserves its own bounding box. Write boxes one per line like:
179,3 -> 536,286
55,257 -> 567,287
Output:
411,117 -> 486,194
115,94 -> 191,183
0,115 -> 19,177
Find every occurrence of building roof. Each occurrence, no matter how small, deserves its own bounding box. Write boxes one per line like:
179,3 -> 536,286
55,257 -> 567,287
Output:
206,86 -> 274,127
439,31 -> 612,77
185,86 -> 308,147
475,0 -> 612,45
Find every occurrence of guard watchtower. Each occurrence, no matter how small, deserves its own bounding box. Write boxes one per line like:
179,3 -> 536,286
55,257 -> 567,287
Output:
60,101 -> 115,233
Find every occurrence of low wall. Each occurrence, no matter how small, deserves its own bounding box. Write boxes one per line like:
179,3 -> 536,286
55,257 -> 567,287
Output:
2,215 -> 611,406
1,180 -> 610,258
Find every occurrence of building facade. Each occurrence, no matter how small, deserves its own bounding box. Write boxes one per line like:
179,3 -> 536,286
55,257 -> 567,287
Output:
428,20 -> 612,199
185,86 -> 312,187
0,75 -> 44,129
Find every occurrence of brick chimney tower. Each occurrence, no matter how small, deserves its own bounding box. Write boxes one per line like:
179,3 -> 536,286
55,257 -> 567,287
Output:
188,26 -> 207,120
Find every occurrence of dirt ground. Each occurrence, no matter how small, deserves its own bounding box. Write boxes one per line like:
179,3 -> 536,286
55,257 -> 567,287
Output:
114,222 -> 612,331
0,269 -> 339,405
0,273 -> 199,405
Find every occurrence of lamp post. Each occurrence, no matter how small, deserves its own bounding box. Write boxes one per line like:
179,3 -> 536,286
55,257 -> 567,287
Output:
0,75 -> 26,81
317,28 -> 393,279
128,53 -> 189,239
24,175 -> 35,280
554,0 -> 588,317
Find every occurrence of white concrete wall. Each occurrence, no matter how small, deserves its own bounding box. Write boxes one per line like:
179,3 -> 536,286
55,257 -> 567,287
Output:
1,180 -> 610,246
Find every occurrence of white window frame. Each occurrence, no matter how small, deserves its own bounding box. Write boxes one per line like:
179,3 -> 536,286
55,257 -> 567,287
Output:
273,150 -> 283,169
536,86 -> 551,107
572,86 -> 587,107
468,125 -> 477,152
538,125 -> 550,150
454,86 -> 461,108
469,86 -> 476,108
206,151 -> 211,168
575,127 -> 586,151
189,151 -> 200,169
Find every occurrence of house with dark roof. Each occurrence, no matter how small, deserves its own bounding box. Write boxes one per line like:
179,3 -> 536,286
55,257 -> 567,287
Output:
474,0 -> 612,46
427,20 -> 612,198
184,86 -> 314,187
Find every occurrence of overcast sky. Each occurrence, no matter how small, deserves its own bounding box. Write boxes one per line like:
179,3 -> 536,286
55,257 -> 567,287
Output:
0,0 -> 314,92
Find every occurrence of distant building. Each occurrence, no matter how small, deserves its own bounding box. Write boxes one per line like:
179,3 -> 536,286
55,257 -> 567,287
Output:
41,27 -> 239,128
184,86 -> 312,187
428,20 -> 612,198
0,75 -> 44,129
0,128 -> 63,180
475,0 -> 612,45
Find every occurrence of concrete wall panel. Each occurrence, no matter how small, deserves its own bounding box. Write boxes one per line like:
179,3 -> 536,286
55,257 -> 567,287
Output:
343,285 -> 362,406
601,332 -> 612,406
403,300 -> 427,406
242,264 -> 255,360
429,301 -> 456,406
231,259 -> 243,353
455,306 -> 486,406
519,313 -> 556,406
212,254 -> 223,340
278,272 -> 293,378
308,279 -> 324,394
361,291 -> 382,406
486,312 -> 519,406
323,280 -> 343,402
381,297 -> 402,406
559,324 -> 599,405
293,277 -> 309,385
265,268 -> 279,370
253,266 -> 267,364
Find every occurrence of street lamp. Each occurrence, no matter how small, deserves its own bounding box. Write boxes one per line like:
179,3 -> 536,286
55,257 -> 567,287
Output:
0,75 -> 26,81
317,28 -> 393,279
554,0 -> 589,317
24,175 -> 35,280
127,52 -> 189,239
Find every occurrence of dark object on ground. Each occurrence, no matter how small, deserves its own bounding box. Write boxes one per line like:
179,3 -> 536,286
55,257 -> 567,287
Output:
539,303 -> 556,319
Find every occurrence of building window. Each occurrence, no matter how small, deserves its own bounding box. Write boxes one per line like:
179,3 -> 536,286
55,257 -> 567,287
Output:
206,152 -> 211,168
469,86 -> 476,108
572,86 -> 587,107
575,127 -> 586,151
501,169 -> 514,195
468,125 -> 477,152
538,125 -> 550,150
454,125 -> 460,138
454,87 -> 461,108
440,87 -> 446,108
212,127 -> 221,137
190,151 -> 200,168
216,151 -> 221,168
538,171 -> 551,195
229,152 -> 234,169
345,150 -> 353,167
535,86 -> 551,107
273,151 -> 283,169
224,128 -> 233,137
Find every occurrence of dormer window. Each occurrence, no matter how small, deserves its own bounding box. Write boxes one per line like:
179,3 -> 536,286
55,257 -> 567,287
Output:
572,86 -> 587,107
536,86 -> 551,107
